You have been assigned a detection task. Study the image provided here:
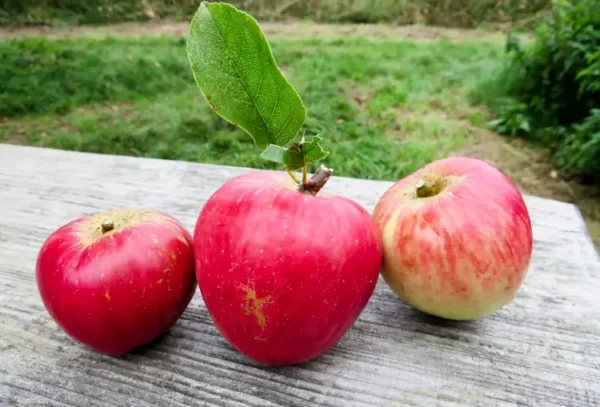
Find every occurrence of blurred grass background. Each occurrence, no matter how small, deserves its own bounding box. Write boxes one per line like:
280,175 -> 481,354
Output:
1,0 -> 551,28
0,35 -> 501,179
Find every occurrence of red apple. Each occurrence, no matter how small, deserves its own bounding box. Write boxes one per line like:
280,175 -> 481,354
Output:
36,208 -> 196,355
373,157 -> 533,320
193,170 -> 382,365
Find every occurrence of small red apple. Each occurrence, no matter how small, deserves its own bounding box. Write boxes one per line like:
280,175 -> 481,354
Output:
36,208 -> 196,355
193,170 -> 382,365
373,157 -> 533,320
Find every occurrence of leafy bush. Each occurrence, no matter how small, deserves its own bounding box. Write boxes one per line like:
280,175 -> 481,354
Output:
557,109 -> 600,175
488,0 -> 600,176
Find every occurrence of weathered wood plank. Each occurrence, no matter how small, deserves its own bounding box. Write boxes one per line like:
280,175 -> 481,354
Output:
1,144 -> 599,407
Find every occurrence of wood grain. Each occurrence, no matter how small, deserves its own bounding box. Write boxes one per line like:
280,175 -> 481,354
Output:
1,144 -> 599,407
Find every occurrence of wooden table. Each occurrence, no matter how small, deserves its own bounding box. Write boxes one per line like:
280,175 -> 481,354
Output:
1,144 -> 599,407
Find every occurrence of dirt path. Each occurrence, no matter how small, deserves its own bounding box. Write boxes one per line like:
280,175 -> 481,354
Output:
0,20 -> 510,42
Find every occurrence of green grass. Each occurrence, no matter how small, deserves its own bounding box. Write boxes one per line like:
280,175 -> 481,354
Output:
0,35 -> 503,180
0,36 -> 190,116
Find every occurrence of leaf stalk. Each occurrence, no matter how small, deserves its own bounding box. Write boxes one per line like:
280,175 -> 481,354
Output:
301,163 -> 308,185
287,169 -> 301,184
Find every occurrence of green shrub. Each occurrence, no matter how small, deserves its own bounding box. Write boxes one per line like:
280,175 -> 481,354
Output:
487,0 -> 600,176
557,109 -> 600,175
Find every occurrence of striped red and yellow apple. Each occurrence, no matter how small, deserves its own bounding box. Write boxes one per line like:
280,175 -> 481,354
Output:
373,157 -> 533,320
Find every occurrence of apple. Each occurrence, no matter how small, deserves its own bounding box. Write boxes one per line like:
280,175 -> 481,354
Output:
36,208 -> 197,355
372,157 -> 533,320
193,170 -> 382,365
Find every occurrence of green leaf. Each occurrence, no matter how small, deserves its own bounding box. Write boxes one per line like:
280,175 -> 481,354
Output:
260,144 -> 303,170
186,2 -> 306,149
519,120 -> 531,133
300,136 -> 329,164
260,136 -> 329,170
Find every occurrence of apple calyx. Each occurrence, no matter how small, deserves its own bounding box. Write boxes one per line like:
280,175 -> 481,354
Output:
101,219 -> 115,234
298,166 -> 333,196
416,179 -> 437,198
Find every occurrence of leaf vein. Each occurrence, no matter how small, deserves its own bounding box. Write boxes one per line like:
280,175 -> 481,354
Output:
274,107 -> 295,143
267,80 -> 280,126
255,70 -> 264,108
230,96 -> 255,106
214,66 -> 246,83
207,11 -> 271,136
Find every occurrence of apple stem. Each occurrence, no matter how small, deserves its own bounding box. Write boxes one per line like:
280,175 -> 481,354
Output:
298,165 -> 333,195
101,219 -> 115,234
416,179 -> 436,198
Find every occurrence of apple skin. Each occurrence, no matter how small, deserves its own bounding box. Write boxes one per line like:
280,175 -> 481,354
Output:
372,157 -> 533,320
36,208 -> 197,355
193,171 -> 382,365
